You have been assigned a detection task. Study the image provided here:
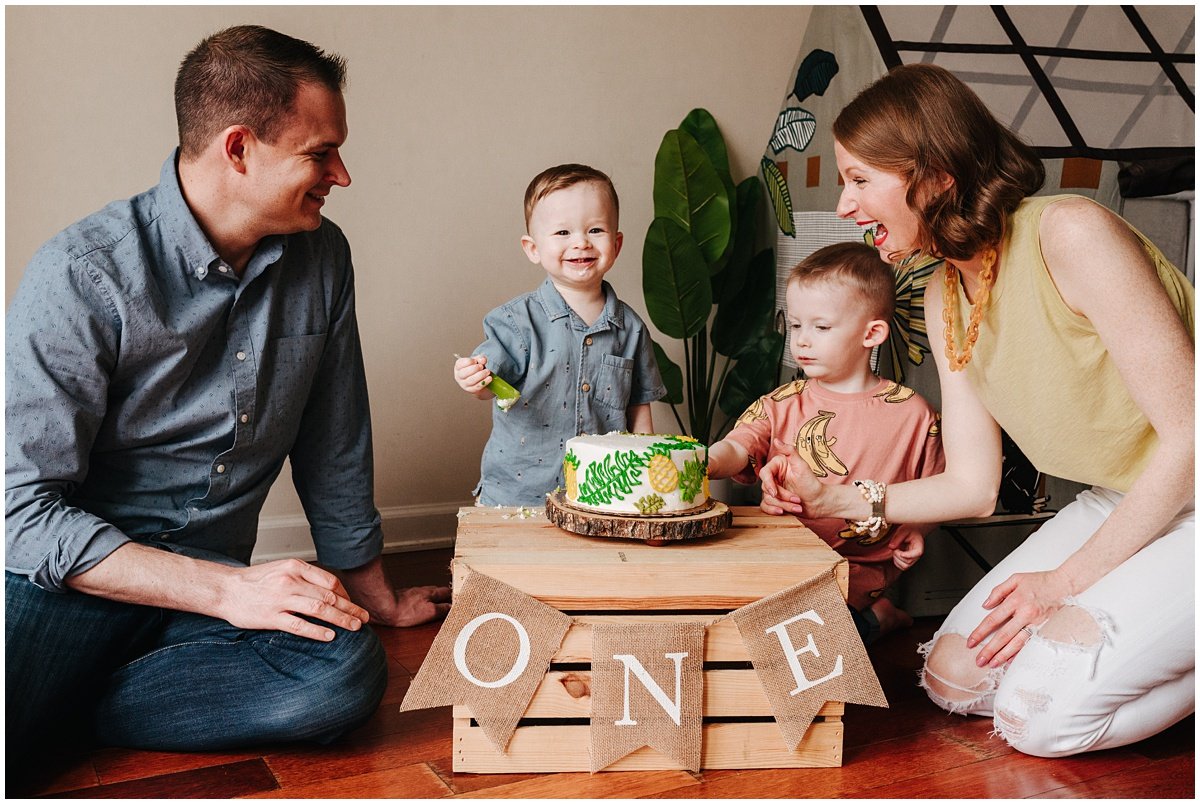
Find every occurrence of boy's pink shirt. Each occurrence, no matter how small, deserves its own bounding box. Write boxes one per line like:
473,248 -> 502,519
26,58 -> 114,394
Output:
724,377 -> 945,608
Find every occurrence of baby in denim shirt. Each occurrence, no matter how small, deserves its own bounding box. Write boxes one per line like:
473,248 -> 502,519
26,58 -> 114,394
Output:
454,164 -> 666,506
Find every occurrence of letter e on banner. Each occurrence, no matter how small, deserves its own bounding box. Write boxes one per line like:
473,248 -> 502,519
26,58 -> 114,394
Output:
453,612 -> 531,688
765,610 -> 844,695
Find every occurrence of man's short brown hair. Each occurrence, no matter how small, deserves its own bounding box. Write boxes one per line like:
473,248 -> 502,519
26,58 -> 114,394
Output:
788,242 -> 896,321
523,164 -> 619,230
175,25 -> 346,159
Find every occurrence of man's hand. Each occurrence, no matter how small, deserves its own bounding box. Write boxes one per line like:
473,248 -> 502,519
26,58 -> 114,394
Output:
338,555 -> 452,628
362,584 -> 453,628
65,544 -> 368,643
221,559 -> 369,641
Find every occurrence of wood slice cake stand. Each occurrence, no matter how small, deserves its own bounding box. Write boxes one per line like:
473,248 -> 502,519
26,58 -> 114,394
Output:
545,490 -> 731,542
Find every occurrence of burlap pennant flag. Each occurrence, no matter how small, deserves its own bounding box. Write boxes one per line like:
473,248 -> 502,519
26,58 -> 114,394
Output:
729,565 -> 887,750
399,568 -> 571,752
588,622 -> 705,773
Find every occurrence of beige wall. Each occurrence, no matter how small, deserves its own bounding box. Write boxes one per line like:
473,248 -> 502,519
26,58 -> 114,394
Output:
5,5 -> 811,560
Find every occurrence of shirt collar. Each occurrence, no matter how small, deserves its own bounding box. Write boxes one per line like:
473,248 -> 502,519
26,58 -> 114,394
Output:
154,149 -> 286,283
535,277 -> 625,329
154,150 -> 222,281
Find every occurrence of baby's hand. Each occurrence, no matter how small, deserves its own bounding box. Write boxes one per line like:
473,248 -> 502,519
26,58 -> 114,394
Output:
454,355 -> 494,398
888,529 -> 925,571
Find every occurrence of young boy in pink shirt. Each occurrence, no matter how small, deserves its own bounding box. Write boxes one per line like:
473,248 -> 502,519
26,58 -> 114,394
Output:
709,242 -> 945,643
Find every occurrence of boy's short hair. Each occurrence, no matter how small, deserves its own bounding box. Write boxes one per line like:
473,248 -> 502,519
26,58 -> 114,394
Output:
788,242 -> 896,321
524,164 -> 619,230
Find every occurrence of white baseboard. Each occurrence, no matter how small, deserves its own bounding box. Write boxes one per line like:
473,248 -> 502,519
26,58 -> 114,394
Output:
250,500 -> 470,564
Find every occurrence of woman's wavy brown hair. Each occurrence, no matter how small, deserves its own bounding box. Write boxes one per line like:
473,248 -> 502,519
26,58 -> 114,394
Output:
833,63 -> 1044,262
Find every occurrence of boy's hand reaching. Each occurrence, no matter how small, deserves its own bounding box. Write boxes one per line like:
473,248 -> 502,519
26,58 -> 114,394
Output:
454,354 -> 494,399
889,529 -> 924,571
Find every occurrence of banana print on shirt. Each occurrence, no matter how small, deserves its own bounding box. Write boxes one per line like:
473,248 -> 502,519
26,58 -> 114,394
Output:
794,409 -> 848,477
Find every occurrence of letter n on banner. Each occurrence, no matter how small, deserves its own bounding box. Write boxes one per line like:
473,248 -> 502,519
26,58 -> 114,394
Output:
400,569 -> 571,752
589,622 -> 705,772
729,565 -> 887,750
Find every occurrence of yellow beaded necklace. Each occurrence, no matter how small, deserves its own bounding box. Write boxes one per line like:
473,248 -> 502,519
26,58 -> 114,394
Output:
942,249 -> 997,372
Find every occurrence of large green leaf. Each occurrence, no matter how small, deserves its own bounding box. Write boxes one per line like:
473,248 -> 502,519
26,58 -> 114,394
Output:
652,339 -> 684,405
680,109 -> 737,272
712,247 -> 776,358
711,177 -> 762,305
642,217 -> 713,340
679,108 -> 731,180
653,130 -> 731,268
718,332 -> 785,419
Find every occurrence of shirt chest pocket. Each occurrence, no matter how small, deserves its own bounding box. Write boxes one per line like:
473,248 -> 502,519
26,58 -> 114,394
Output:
593,354 -> 633,411
264,333 -> 326,421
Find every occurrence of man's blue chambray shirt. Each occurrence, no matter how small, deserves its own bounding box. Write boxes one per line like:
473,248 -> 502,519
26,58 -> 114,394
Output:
472,278 -> 666,506
5,151 -> 382,592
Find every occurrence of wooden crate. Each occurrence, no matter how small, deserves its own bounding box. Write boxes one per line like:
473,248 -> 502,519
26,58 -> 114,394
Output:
451,505 -> 849,772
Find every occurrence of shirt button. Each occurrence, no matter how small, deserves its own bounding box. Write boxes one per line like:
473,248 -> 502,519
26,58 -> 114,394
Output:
581,383 -> 591,393
240,414 -> 249,423
236,351 -> 247,361
216,464 -> 226,474
585,337 -> 593,346
218,264 -> 229,274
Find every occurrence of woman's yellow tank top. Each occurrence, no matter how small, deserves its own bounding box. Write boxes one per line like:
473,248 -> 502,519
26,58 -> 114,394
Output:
947,194 -> 1194,492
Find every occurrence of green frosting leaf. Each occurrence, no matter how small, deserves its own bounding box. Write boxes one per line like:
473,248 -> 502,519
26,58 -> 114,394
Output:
635,494 -> 666,515
679,457 -> 705,503
576,450 -> 648,505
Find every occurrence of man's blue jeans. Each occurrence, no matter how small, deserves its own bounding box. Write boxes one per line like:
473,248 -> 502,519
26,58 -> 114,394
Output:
5,571 -> 387,765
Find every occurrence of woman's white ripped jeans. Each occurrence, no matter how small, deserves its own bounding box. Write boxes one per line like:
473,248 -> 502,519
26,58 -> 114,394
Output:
919,487 -> 1195,757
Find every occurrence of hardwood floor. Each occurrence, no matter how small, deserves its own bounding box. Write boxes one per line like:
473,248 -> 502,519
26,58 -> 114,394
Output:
13,548 -> 1194,799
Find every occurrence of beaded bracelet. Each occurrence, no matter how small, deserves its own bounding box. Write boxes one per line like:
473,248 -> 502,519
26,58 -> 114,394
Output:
848,479 -> 888,539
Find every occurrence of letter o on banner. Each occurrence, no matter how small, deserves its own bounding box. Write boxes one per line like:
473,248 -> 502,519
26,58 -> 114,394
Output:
452,612 -> 532,688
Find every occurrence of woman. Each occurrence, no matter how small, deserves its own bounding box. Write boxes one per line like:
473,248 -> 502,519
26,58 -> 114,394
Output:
760,63 -> 1194,757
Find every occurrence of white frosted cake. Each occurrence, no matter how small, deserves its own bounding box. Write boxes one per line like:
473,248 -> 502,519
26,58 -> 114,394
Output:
562,432 -> 710,515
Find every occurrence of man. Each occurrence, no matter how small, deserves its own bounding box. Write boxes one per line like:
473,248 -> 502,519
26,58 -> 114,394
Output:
5,25 -> 450,776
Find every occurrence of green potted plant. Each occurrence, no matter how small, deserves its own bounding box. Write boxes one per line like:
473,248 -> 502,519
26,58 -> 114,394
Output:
642,108 -> 784,441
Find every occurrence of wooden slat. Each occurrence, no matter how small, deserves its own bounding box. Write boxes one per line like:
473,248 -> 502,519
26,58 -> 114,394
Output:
556,615 -> 743,661
452,669 -> 843,719
453,515 -> 847,608
453,720 -> 843,772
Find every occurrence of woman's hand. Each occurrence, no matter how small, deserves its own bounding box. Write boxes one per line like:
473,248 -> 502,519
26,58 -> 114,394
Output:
758,452 -> 823,516
968,570 -> 1073,667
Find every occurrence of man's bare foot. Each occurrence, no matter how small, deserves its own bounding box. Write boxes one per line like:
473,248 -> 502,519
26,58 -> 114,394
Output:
870,597 -> 913,637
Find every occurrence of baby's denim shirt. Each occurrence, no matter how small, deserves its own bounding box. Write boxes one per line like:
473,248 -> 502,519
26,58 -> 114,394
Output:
472,278 -> 666,506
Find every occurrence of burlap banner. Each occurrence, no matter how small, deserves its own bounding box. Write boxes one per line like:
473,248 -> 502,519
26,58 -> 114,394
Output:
728,565 -> 887,750
399,568 -> 571,752
401,564 -> 884,769
589,622 -> 705,772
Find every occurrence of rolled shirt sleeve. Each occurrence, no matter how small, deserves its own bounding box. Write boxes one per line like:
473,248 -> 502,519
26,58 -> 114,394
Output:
5,245 -> 132,591
288,233 -> 383,570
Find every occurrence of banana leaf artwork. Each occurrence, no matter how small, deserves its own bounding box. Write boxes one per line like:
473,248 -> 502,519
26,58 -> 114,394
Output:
788,49 -> 839,102
769,108 -> 818,155
864,228 -> 940,383
761,157 -> 795,238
